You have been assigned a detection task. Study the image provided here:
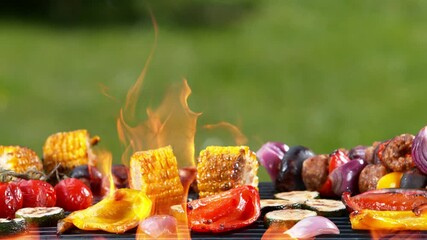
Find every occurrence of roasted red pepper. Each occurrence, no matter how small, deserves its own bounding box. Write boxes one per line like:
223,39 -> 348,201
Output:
343,189 -> 427,212
328,150 -> 350,173
186,185 -> 260,233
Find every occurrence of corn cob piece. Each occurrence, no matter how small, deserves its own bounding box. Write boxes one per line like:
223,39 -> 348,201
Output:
129,145 -> 184,215
42,129 -> 100,175
0,146 -> 43,173
197,146 -> 259,198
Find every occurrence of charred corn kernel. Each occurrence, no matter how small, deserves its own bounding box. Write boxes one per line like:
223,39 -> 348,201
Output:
129,145 -> 185,215
196,146 -> 259,198
0,146 -> 43,173
42,129 -> 100,175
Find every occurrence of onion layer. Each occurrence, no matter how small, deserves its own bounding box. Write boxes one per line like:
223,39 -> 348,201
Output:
139,215 -> 177,238
329,159 -> 367,196
256,142 -> 289,182
412,126 -> 427,174
284,216 -> 339,238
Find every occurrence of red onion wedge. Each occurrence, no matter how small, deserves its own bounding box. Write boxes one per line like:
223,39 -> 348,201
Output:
412,126 -> 427,174
329,158 -> 367,196
284,216 -> 339,238
138,215 -> 177,238
256,142 -> 289,182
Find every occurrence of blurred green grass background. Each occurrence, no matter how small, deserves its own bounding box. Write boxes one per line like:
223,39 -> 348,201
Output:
2,0 -> 427,182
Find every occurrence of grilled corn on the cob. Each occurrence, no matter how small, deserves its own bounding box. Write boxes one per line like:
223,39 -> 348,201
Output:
0,146 -> 43,173
42,129 -> 100,175
129,145 -> 184,214
197,146 -> 259,198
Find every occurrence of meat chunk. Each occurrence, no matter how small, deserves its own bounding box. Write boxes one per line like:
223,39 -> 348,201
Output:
358,164 -> 388,193
302,154 -> 329,191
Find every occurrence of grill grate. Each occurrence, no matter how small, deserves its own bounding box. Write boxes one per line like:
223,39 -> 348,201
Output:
6,182 -> 427,239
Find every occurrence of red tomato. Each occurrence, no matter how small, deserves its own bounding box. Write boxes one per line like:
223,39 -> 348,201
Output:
17,179 -> 56,207
0,182 -> 23,218
54,178 -> 93,211
328,149 -> 351,173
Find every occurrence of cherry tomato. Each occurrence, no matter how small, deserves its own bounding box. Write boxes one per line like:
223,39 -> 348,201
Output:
328,149 -> 351,173
17,179 -> 56,207
54,178 -> 93,211
0,182 -> 23,218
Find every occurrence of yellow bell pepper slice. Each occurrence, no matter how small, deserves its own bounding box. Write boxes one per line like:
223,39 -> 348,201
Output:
350,209 -> 427,230
376,172 -> 403,189
58,188 -> 152,234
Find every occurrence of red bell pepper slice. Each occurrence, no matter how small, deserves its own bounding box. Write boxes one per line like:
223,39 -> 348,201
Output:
186,185 -> 260,233
342,189 -> 427,212
328,150 -> 350,173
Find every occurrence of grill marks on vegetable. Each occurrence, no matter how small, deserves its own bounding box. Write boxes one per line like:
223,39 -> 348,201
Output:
264,190 -> 347,228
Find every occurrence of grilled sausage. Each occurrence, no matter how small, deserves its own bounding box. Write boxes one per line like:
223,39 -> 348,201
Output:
381,134 -> 415,172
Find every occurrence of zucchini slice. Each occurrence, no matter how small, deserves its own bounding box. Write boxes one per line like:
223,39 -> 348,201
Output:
260,199 -> 299,214
15,207 -> 65,227
0,218 -> 26,235
274,190 -> 320,204
264,209 -> 317,228
302,199 -> 347,217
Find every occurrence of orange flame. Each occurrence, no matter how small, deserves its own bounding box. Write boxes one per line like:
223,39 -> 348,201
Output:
203,121 -> 248,145
96,150 -> 115,197
117,80 -> 201,168
261,225 -> 295,240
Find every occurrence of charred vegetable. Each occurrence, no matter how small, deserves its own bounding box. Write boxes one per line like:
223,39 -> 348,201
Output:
283,216 -> 339,239
342,189 -> 427,212
260,199 -> 298,214
15,207 -> 64,227
275,146 -> 315,192
350,209 -> 427,230
274,190 -> 319,204
400,168 -> 427,189
302,199 -> 347,217
348,145 -> 367,160
186,185 -> 260,233
0,218 -> 26,235
264,209 -> 317,228
0,182 -> 23,219
70,165 -> 103,194
57,188 -> 152,234
256,142 -> 289,182
413,126 -> 427,174
329,158 -> 367,195
196,146 -> 259,198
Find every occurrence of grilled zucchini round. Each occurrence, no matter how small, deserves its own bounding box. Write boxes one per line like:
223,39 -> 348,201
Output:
264,209 -> 317,228
302,199 -> 347,217
0,218 -> 27,235
15,207 -> 65,227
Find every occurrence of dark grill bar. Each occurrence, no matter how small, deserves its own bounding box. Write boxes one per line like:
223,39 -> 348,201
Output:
5,182 -> 427,239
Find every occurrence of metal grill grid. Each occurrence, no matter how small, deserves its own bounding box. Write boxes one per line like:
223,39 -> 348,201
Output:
6,182 -> 427,239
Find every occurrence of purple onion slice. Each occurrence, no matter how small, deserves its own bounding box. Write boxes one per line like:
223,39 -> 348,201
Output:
412,126 -> 427,175
284,216 -> 339,238
329,158 -> 367,196
256,142 -> 289,182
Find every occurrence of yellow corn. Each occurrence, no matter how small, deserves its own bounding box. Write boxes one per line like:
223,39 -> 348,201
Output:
0,146 -> 43,173
42,129 -> 100,175
129,145 -> 184,215
196,146 -> 259,198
